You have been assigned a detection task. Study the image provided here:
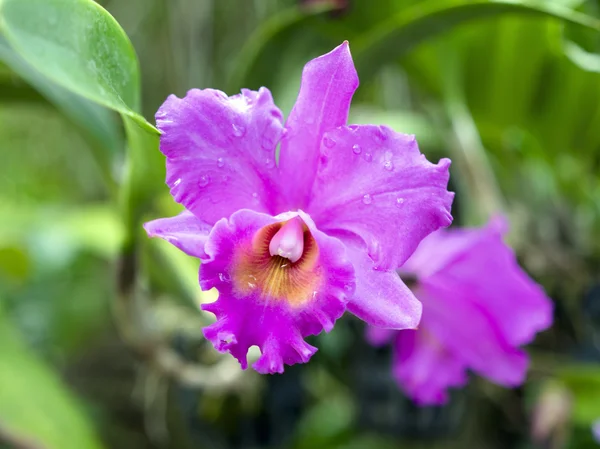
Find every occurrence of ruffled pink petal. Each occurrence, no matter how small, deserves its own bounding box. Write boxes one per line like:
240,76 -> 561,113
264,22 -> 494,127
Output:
143,210 -> 212,258
156,87 -> 284,225
404,216 -> 553,346
277,42 -> 359,210
308,124 -> 453,271
199,209 -> 354,373
393,329 -> 468,405
344,240 -> 421,329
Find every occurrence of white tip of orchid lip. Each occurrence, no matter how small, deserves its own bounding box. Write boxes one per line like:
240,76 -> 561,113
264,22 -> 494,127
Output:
269,216 -> 304,263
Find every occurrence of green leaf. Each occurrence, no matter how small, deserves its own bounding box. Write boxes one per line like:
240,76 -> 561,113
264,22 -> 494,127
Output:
352,0 -> 600,81
0,0 -> 165,241
0,201 -> 124,261
0,0 -> 156,134
0,309 -> 106,449
0,246 -> 29,284
0,36 -> 121,187
564,39 -> 600,72
558,364 -> 600,426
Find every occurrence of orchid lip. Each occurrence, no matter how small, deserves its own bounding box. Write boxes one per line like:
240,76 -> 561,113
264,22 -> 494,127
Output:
232,216 -> 321,307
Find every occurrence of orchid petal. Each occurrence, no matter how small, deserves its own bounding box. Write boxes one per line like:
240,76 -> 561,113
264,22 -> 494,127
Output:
144,210 -> 212,258
344,240 -> 421,329
156,87 -> 283,225
419,286 -> 529,387
309,125 -> 453,270
393,329 -> 468,405
277,42 -> 358,210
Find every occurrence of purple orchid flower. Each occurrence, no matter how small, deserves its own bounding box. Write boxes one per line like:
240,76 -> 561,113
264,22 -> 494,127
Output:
367,217 -> 553,405
144,42 -> 454,374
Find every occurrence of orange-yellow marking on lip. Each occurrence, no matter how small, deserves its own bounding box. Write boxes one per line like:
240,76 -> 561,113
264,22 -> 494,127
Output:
232,219 -> 321,306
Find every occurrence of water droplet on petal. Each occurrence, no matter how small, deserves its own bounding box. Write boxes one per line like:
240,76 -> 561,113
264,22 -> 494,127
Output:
383,160 -> 393,171
252,192 -> 259,203
199,175 -> 210,187
265,158 -> 274,168
232,123 -> 246,137
218,272 -> 230,282
364,152 -> 373,162
323,136 -> 336,148
362,194 -> 372,205
217,157 -> 225,168
395,197 -> 405,207
352,144 -> 362,154
173,178 -> 182,187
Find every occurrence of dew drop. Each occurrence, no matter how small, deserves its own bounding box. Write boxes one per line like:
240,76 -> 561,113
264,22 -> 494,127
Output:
217,157 -> 225,168
362,194 -> 372,205
199,175 -> 210,187
383,160 -> 394,171
352,144 -> 362,155
232,123 -> 246,137
395,197 -> 405,207
173,178 -> 182,187
218,272 -> 230,282
364,152 -> 373,162
252,192 -> 259,203
323,136 -> 336,148
265,158 -> 274,168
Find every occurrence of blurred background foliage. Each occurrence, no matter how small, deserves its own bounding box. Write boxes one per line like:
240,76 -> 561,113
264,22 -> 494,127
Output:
1,0 -> 600,448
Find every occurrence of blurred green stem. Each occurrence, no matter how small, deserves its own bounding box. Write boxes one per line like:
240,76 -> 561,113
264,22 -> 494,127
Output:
113,232 -> 247,392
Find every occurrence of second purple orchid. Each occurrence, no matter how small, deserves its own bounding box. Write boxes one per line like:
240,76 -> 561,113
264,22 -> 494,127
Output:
144,42 -> 454,374
367,217 -> 553,404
